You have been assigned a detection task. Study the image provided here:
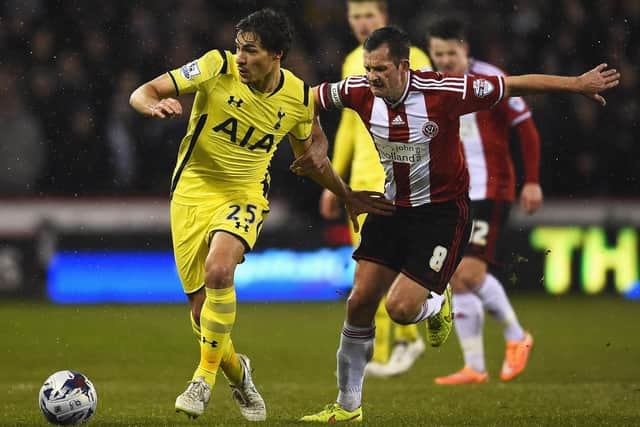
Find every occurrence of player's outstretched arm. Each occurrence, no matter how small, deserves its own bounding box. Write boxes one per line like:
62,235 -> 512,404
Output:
289,135 -> 395,232
130,73 -> 183,118
505,63 -> 620,106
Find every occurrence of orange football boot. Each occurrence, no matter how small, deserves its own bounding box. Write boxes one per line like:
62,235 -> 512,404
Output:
500,331 -> 534,381
435,366 -> 488,385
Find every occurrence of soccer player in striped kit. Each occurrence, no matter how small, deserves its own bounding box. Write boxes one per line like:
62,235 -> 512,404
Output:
319,0 -> 433,378
427,17 -> 542,385
300,26 -> 619,422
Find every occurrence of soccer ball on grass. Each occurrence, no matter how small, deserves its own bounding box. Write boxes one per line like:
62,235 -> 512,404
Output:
38,370 -> 97,425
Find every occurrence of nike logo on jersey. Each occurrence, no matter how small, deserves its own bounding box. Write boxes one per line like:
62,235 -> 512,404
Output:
391,115 -> 405,126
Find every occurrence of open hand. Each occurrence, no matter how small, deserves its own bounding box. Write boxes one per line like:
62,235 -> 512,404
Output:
344,190 -> 395,232
577,63 -> 620,106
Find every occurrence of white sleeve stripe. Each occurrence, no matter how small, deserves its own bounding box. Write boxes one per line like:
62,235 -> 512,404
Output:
412,76 -> 465,84
411,79 -> 465,88
492,76 -> 505,107
318,83 -> 327,110
462,75 -> 468,100
511,111 -> 532,126
411,83 -> 465,94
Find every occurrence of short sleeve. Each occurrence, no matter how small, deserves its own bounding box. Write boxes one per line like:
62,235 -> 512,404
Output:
288,84 -> 314,141
449,74 -> 506,117
167,49 -> 230,95
504,96 -> 532,127
317,76 -> 368,111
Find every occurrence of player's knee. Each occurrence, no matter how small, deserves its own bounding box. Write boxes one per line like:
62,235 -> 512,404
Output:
346,288 -> 378,319
452,266 -> 485,292
204,262 -> 234,289
385,298 -> 416,325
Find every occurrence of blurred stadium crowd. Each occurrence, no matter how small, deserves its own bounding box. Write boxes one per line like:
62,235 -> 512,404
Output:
1,0 -> 638,215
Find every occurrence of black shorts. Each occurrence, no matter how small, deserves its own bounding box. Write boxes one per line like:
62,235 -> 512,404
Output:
353,195 -> 471,294
465,199 -> 512,266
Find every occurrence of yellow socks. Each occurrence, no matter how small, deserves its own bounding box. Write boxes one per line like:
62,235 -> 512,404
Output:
372,297 -> 391,363
221,339 -> 244,386
193,286 -> 236,386
395,323 -> 419,342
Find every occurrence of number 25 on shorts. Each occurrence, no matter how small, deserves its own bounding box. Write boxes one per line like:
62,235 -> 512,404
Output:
226,204 -> 257,232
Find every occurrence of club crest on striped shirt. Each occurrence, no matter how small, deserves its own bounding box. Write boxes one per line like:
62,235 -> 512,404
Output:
422,120 -> 439,138
473,79 -> 494,98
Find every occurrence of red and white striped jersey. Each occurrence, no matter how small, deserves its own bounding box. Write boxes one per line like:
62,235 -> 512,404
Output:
318,70 -> 505,207
460,59 -> 537,201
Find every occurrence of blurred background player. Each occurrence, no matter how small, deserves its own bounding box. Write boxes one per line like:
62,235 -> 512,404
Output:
318,0 -> 433,377
129,8 -> 393,421
426,17 -> 543,384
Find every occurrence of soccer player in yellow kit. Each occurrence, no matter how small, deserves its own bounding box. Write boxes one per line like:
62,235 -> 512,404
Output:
319,0 -> 432,377
130,9 -> 394,421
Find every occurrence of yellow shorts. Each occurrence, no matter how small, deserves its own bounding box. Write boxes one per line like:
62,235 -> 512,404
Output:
170,193 -> 269,294
349,177 -> 385,248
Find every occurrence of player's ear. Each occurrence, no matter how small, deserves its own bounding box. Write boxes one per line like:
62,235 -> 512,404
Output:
272,50 -> 284,61
462,41 -> 470,56
399,58 -> 410,72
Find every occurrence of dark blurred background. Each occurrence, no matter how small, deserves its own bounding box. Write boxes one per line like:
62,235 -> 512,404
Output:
1,0 -> 638,216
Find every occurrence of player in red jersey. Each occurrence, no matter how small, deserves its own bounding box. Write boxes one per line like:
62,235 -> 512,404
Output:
298,26 -> 618,422
427,17 -> 541,385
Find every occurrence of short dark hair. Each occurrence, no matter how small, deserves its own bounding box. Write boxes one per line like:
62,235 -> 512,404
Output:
347,0 -> 388,14
425,16 -> 468,43
235,9 -> 293,60
363,26 -> 410,66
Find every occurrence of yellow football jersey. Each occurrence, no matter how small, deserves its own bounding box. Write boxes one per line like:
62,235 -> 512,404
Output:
333,45 -> 432,190
168,49 -> 314,203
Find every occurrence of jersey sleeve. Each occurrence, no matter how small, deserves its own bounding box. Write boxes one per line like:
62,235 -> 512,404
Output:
288,83 -> 314,141
167,49 -> 231,95
446,73 -> 506,117
504,96 -> 532,126
317,76 -> 368,112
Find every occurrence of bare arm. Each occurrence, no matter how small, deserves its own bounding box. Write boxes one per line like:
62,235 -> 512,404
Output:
289,115 -> 330,175
129,73 -> 183,118
505,63 -> 620,106
289,134 -> 394,231
289,134 -> 349,200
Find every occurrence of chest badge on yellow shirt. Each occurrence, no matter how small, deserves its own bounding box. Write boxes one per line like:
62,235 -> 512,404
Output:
274,107 -> 286,130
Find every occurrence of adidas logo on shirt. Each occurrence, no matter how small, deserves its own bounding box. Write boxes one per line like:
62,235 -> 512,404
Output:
391,115 -> 405,126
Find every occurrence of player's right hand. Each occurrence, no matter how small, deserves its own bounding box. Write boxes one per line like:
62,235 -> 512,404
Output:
149,98 -> 183,118
319,189 -> 342,220
344,190 -> 395,233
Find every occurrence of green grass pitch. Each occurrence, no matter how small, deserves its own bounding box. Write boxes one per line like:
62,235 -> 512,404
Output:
2,295 -> 639,426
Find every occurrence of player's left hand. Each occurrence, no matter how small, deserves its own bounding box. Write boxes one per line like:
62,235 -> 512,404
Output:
520,182 -> 543,214
344,190 -> 395,232
576,63 -> 620,106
